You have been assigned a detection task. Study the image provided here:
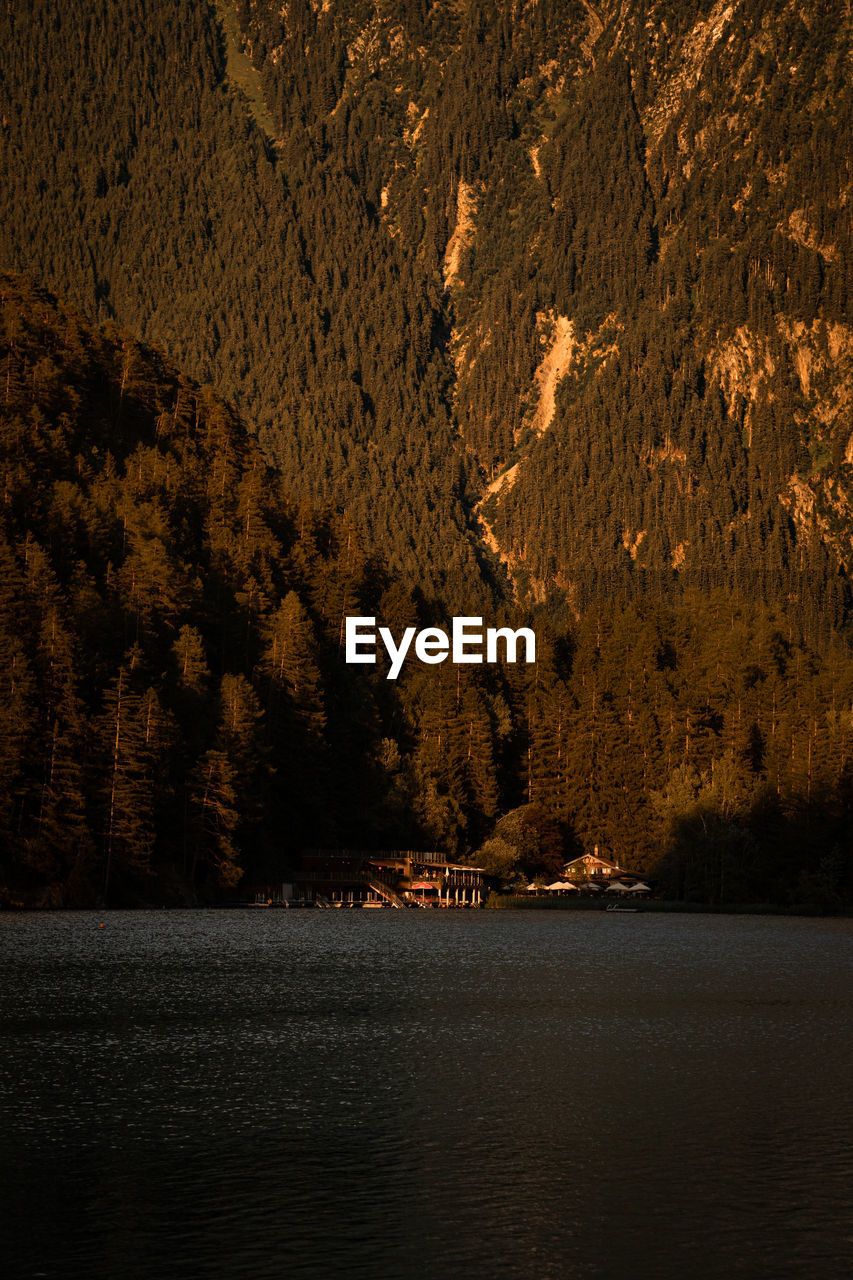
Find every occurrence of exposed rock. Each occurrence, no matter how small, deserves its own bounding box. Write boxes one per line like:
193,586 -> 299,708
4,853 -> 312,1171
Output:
482,461 -> 521,504
671,540 -> 688,569
443,178 -> 478,291
710,325 -> 777,446
525,313 -> 576,441
643,0 -> 736,144
623,528 -> 647,560
776,317 -> 853,432
787,208 -> 836,263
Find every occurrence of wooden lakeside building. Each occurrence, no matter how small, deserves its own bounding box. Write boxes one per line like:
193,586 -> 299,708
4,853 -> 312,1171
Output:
563,849 -> 629,883
291,849 -> 486,908
558,848 -> 651,893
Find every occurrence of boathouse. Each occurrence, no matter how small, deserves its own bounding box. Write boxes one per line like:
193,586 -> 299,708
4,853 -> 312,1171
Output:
296,849 -> 485,907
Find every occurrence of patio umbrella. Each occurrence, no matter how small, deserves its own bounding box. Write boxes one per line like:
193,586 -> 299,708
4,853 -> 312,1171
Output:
582,881 -> 602,891
625,882 -> 650,893
606,881 -> 631,893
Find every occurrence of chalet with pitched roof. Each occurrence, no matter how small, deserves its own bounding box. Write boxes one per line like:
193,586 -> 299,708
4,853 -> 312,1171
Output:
563,850 -> 626,882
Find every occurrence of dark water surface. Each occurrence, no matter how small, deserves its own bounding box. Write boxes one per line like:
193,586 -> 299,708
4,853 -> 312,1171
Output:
1,910 -> 851,1279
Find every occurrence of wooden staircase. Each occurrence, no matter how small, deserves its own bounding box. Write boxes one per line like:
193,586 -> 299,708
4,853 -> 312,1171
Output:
366,877 -> 408,909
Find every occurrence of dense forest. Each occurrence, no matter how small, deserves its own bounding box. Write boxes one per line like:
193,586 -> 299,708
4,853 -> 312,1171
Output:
1,0 -> 852,907
1,278 -> 850,908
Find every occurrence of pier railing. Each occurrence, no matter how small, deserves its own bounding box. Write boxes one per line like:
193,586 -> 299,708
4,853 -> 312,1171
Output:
295,867 -> 406,903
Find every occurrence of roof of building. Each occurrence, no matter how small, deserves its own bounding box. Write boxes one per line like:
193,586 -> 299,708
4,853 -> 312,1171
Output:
564,853 -> 623,872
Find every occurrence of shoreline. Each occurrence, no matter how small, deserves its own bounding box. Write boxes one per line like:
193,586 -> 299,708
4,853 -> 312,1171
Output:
486,895 -> 852,917
1,897 -> 851,918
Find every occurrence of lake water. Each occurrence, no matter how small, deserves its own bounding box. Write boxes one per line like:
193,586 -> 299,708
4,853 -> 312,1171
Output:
1,909 -> 851,1279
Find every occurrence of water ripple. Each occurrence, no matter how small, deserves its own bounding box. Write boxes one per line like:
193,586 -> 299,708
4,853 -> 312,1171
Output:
1,911 -> 851,1279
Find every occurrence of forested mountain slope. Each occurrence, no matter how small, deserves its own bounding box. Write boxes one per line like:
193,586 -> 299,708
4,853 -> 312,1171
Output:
0,274 -> 410,902
2,3 -> 853,907
1,278 -> 851,908
0,0 -> 483,601
3,0 -> 852,624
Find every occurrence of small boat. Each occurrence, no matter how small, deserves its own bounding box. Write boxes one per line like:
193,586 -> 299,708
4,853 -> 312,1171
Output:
606,903 -> 639,912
